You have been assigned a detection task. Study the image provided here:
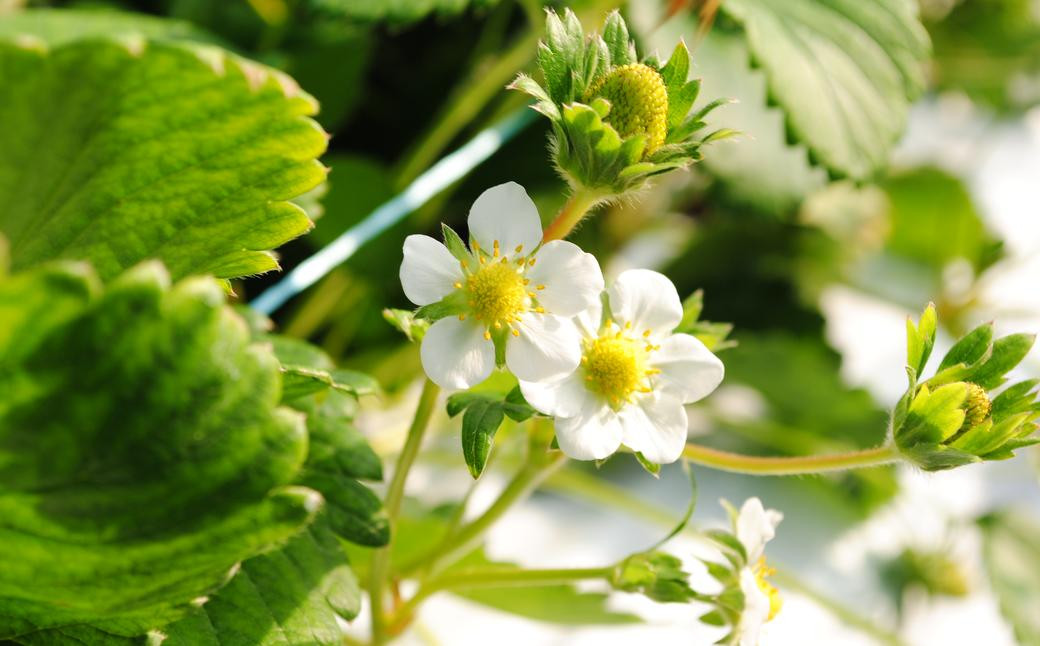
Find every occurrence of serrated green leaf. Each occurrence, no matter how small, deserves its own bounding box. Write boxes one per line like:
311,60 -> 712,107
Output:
0,262 -> 317,639
301,0 -> 498,26
719,0 -> 931,179
161,517 -> 360,645
462,399 -> 505,479
0,38 -> 326,281
979,511 -> 1040,646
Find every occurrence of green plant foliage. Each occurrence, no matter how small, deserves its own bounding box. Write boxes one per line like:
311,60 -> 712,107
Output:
0,36 -> 327,282
447,387 -> 536,479
718,0 -> 931,179
882,167 -> 1002,274
303,0 -> 499,25
0,8 -> 219,45
926,0 -> 1040,110
0,261 -> 318,641
979,511 -> 1040,646
160,518 -> 361,646
649,23 -> 826,216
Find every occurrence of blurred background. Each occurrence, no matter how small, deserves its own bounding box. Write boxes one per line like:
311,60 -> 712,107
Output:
4,0 -> 1038,643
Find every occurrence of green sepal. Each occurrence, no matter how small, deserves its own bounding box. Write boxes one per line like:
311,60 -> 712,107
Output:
461,398 -> 506,479
441,223 -> 471,266
414,290 -> 468,322
383,308 -> 430,343
900,443 -> 980,471
610,552 -> 696,603
895,383 -> 968,447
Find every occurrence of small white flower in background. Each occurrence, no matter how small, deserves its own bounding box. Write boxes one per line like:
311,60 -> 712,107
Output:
519,268 -> 724,464
734,498 -> 784,646
399,182 -> 604,390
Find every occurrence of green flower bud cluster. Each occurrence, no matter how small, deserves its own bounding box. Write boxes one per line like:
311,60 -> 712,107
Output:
881,547 -> 970,604
893,304 -> 1039,471
610,551 -> 697,604
510,9 -> 733,196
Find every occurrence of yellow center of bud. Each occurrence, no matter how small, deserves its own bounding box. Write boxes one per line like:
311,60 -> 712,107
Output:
961,382 -> 992,430
754,558 -> 782,622
465,259 -> 528,327
582,325 -> 658,406
584,63 -> 668,156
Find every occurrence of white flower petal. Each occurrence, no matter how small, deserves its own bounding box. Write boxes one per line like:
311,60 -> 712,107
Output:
736,497 -> 783,564
467,182 -> 542,256
400,234 -> 464,306
526,240 -> 604,316
575,298 -> 603,338
618,392 -> 688,464
519,370 -> 591,418
738,567 -> 770,646
420,317 -> 495,390
506,313 -> 582,382
554,398 -> 624,460
608,269 -> 683,336
651,333 -> 725,403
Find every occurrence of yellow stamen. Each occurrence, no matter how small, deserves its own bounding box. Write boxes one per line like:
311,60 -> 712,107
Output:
514,244 -> 524,253
754,558 -> 783,622
465,259 -> 530,330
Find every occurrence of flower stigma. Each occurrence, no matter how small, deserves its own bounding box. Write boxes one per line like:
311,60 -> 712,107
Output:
462,242 -> 531,337
582,322 -> 659,406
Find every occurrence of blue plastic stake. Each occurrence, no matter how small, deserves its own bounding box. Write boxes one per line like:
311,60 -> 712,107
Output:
251,108 -> 535,316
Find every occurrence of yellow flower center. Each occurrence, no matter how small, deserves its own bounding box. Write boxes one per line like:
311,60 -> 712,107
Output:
960,382 -> 992,430
584,63 -> 668,156
582,325 -> 658,406
754,558 -> 782,622
465,258 -> 528,328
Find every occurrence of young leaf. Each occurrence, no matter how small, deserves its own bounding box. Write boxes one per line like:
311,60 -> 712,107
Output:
0,262 -> 318,639
939,323 -> 994,372
0,38 -> 327,281
461,399 -> 506,479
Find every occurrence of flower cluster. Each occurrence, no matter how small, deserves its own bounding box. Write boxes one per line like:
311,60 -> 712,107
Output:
400,182 -> 724,465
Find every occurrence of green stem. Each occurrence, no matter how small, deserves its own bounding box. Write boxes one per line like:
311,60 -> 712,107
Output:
541,188 -> 607,242
681,442 -> 900,476
368,379 -> 441,645
413,452 -> 567,579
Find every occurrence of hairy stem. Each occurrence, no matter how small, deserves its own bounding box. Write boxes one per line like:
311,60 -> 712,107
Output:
368,379 -> 441,645
681,443 -> 900,476
542,188 -> 608,242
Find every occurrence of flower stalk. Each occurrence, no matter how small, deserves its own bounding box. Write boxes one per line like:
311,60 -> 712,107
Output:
681,442 -> 900,476
542,188 -> 608,242
368,378 -> 441,646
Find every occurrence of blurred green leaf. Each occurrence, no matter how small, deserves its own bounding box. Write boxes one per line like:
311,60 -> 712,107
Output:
654,25 -> 825,215
882,167 -> 1002,274
926,0 -> 1040,110
979,511 -> 1040,646
718,0 -> 930,179
0,37 -> 326,281
162,517 -> 361,645
0,8 -> 221,46
0,262 -> 317,640
303,0 -> 499,26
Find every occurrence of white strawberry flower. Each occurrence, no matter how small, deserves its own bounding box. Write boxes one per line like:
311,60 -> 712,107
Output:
518,268 -> 724,463
733,498 -> 784,646
400,182 -> 604,390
